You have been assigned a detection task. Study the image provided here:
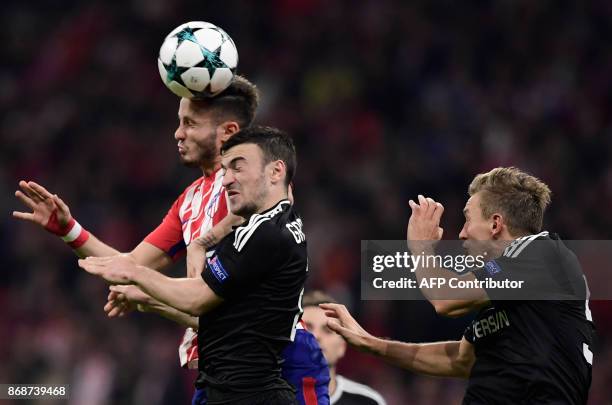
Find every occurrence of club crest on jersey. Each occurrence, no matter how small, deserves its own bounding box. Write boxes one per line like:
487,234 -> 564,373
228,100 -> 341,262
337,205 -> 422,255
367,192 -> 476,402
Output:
484,260 -> 502,276
208,256 -> 229,283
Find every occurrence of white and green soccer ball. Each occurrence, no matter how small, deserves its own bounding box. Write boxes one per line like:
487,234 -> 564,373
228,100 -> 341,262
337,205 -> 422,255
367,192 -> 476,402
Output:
158,21 -> 238,98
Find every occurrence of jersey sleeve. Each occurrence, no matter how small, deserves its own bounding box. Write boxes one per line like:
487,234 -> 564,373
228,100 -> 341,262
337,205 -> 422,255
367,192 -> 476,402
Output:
202,222 -> 283,299
144,197 -> 186,261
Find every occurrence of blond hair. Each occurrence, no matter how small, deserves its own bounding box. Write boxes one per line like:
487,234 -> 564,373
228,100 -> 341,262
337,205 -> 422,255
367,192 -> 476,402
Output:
468,167 -> 551,235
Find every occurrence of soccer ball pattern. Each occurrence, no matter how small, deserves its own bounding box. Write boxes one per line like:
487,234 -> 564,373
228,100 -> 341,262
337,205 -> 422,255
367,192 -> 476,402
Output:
158,21 -> 238,98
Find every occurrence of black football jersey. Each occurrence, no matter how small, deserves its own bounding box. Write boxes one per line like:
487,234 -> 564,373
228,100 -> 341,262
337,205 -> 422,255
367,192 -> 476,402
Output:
463,232 -> 595,404
196,200 -> 308,404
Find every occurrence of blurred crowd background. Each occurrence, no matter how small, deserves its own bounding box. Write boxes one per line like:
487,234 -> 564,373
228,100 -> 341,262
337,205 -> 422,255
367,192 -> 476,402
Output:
2,0 -> 612,404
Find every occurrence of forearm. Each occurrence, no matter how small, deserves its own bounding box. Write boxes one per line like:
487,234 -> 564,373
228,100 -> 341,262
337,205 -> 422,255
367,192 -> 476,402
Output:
73,234 -> 120,259
143,298 -> 199,329
369,337 -> 470,378
385,340 -> 471,378
132,266 -> 213,316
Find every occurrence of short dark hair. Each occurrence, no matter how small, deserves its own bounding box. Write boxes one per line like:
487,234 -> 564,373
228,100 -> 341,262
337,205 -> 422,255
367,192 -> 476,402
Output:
221,126 -> 297,186
468,167 -> 552,235
191,75 -> 259,128
302,290 -> 337,308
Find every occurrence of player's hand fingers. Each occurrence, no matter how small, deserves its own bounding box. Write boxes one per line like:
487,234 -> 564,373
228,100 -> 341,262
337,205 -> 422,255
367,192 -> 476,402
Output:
109,285 -> 128,294
108,290 -> 120,301
319,302 -> 342,314
418,194 -> 429,209
426,197 -> 437,218
104,300 -> 117,314
78,259 -> 103,274
28,181 -> 55,200
53,195 -> 71,215
321,309 -> 340,319
107,304 -> 124,318
327,318 -> 352,337
319,303 -> 341,319
432,202 -> 444,220
18,181 -> 44,202
15,190 -> 37,210
320,303 -> 354,325
84,256 -> 118,266
12,211 -> 35,222
437,227 -> 444,240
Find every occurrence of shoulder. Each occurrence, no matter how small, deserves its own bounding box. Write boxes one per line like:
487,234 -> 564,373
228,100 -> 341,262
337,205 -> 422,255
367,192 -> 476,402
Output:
232,200 -> 294,252
333,375 -> 386,405
500,231 -> 553,261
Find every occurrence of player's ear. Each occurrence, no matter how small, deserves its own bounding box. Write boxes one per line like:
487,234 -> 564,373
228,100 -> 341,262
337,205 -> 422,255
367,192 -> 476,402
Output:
218,121 -> 240,143
491,214 -> 503,238
269,160 -> 287,185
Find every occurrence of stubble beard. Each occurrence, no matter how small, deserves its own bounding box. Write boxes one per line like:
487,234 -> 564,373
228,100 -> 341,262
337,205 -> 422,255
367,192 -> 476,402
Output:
180,130 -> 218,169
232,174 -> 269,218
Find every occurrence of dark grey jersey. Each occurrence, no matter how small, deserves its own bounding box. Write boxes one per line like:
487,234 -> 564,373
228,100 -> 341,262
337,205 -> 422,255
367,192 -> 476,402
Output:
464,233 -> 595,405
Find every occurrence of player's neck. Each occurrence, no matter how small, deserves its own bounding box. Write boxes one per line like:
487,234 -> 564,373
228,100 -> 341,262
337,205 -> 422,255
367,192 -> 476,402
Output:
329,367 -> 338,396
255,189 -> 289,214
200,161 -> 222,178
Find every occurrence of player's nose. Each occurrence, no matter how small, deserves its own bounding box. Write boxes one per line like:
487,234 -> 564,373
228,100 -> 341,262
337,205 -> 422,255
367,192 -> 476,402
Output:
222,170 -> 235,187
174,125 -> 185,141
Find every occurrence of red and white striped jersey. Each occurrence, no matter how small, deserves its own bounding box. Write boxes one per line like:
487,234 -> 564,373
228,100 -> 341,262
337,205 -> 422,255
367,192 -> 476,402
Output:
145,169 -> 228,261
144,169 -> 228,369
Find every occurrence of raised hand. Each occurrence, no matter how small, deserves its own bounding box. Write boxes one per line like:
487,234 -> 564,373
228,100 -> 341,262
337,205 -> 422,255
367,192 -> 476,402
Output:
13,181 -> 73,234
407,195 -> 444,252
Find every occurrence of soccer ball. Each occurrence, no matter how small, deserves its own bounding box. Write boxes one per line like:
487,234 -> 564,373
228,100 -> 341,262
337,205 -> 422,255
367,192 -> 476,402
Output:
158,21 -> 238,98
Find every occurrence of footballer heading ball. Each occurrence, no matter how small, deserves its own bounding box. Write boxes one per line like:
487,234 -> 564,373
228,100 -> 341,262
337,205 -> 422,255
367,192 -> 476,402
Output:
158,21 -> 238,98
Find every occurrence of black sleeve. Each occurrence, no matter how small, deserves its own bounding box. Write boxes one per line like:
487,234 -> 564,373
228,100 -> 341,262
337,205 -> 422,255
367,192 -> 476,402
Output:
201,223 -> 283,299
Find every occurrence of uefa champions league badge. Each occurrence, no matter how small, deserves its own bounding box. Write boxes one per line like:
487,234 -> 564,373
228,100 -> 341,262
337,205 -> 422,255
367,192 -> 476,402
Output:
484,260 -> 503,276
208,256 -> 229,283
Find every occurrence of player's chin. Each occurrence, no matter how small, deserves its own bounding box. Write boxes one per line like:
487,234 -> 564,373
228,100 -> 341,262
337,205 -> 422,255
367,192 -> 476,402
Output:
229,198 -> 249,217
179,155 -> 199,168
228,201 -> 243,216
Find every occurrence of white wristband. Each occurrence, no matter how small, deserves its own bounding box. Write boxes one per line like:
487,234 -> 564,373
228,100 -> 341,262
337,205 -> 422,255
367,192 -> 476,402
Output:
61,221 -> 83,243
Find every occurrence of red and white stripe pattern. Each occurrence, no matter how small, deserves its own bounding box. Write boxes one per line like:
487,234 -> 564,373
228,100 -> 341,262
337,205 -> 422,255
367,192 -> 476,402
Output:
179,328 -> 199,368
179,170 -> 227,245
178,170 -> 228,369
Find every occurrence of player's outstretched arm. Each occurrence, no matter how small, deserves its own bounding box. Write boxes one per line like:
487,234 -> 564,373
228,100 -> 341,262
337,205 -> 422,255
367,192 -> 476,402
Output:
105,285 -> 198,329
321,303 -> 475,379
13,180 -> 121,257
78,255 -> 222,316
13,180 -> 173,270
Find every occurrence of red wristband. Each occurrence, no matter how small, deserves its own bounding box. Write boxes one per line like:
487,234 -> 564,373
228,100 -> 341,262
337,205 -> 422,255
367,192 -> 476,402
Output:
58,218 -> 90,249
